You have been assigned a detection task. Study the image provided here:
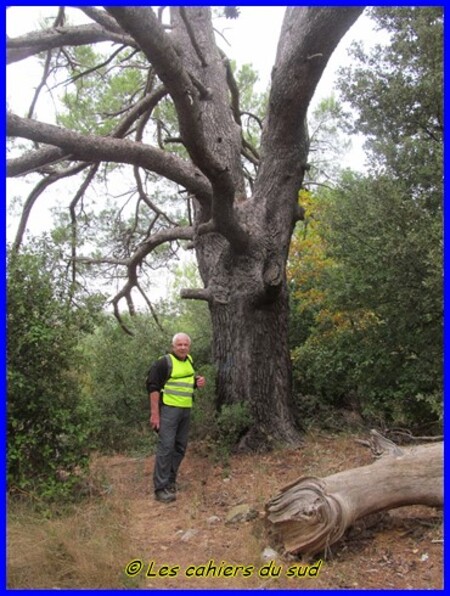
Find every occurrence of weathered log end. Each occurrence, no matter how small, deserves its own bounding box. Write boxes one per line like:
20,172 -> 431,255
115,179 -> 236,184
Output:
265,440 -> 443,557
265,476 -> 349,556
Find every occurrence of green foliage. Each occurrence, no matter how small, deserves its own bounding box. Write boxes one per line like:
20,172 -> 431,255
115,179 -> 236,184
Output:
202,401 -> 253,465
233,62 -> 268,149
199,401 -> 253,467
7,247 -> 96,500
306,95 -> 351,184
57,46 -> 146,136
293,180 -> 442,426
290,176 -> 442,430
153,98 -> 189,159
80,314 -> 167,453
288,8 -> 443,432
338,6 -> 443,190
325,175 -> 441,425
216,402 -> 252,450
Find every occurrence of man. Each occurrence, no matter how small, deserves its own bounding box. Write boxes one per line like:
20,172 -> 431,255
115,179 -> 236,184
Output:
146,332 -> 206,503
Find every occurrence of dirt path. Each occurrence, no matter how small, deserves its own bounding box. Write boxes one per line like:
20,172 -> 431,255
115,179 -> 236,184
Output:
96,434 -> 443,590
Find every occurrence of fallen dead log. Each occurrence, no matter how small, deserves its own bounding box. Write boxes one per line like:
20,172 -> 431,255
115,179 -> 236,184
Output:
265,432 -> 443,556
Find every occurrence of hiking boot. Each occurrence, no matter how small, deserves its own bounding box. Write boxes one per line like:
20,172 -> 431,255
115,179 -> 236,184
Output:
167,482 -> 178,494
155,488 -> 176,503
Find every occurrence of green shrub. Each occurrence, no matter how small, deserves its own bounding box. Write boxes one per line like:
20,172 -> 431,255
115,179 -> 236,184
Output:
216,402 -> 253,450
7,249 -> 94,500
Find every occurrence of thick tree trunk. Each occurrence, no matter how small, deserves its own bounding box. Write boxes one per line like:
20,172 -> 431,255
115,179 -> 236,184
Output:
209,275 -> 300,450
265,435 -> 443,555
193,176 -> 305,450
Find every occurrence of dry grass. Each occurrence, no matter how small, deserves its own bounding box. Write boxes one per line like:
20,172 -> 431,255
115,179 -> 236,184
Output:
7,495 -> 141,589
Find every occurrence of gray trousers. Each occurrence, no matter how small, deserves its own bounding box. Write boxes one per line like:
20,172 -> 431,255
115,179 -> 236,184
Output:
153,403 -> 191,492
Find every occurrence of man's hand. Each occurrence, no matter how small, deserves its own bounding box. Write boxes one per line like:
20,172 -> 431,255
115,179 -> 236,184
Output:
150,412 -> 160,432
149,391 -> 161,431
195,375 -> 206,389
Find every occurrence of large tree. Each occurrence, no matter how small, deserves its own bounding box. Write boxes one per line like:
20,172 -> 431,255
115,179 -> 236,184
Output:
7,6 -> 363,449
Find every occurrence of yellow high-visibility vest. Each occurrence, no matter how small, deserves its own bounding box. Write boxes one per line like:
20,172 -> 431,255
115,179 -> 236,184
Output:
162,354 -> 195,408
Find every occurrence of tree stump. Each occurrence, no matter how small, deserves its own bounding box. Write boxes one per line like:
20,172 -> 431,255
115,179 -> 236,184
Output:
265,431 -> 443,556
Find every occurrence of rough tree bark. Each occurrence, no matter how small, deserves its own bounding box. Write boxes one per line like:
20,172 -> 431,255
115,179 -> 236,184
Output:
7,7 -> 364,450
265,431 -> 443,555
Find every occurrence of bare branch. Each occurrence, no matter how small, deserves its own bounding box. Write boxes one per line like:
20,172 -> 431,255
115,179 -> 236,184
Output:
222,55 -> 260,167
368,429 -> 404,458
104,8 -> 199,116
241,111 -> 263,130
197,220 -> 216,236
58,44 -> 126,88
241,141 -> 260,166
111,86 -> 168,139
7,24 -> 138,64
76,224 -> 194,290
7,112 -> 213,205
135,281 -> 166,332
180,288 -> 212,301
112,299 -> 134,336
7,85 -> 169,178
105,7 -> 250,251
27,43 -> 54,122
266,7 -> 364,146
11,162 -> 89,253
69,164 -> 100,285
255,7 -> 364,221
133,166 -> 178,227
7,146 -> 72,178
74,256 -> 129,266
97,223 -> 195,332
76,6 -> 126,35
223,54 -> 241,127
133,226 -> 194,261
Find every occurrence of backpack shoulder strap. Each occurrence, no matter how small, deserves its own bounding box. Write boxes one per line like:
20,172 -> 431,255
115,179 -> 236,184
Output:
164,354 -> 173,380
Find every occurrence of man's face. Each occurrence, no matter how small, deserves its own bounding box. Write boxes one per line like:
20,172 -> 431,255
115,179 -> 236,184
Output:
172,336 -> 191,360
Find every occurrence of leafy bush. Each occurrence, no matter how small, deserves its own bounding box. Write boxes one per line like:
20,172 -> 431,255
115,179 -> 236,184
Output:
288,175 -> 442,432
80,314 -> 168,453
216,402 -> 253,451
7,249 -> 95,499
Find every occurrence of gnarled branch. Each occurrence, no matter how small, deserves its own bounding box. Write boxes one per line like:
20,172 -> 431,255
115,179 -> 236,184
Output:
7,24 -> 137,64
7,112 -> 213,205
105,7 -> 250,252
